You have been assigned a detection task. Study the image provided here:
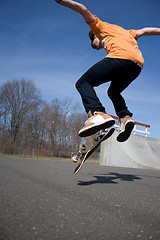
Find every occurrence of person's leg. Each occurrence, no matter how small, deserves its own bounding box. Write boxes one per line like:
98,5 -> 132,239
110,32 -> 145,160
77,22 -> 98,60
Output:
75,58 -> 116,137
107,59 -> 142,118
76,57 -> 116,114
106,59 -> 142,142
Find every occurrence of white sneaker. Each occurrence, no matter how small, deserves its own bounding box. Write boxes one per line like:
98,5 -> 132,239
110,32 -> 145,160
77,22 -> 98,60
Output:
117,116 -> 134,142
78,111 -> 115,137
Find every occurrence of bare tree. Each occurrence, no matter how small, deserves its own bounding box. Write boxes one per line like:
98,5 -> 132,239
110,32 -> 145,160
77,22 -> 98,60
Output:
0,79 -> 87,157
22,102 -> 44,149
0,79 -> 41,148
40,98 -> 85,153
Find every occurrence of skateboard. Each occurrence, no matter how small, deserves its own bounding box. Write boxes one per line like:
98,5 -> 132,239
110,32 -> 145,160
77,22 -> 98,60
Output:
74,127 -> 115,174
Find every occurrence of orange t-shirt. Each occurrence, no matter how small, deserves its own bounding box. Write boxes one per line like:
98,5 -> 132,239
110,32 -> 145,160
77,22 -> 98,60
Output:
87,16 -> 144,68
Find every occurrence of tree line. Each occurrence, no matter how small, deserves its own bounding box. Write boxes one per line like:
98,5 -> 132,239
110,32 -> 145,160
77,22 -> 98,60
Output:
0,79 -> 87,158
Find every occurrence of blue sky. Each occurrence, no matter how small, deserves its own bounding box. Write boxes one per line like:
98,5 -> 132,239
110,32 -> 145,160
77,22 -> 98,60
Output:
0,0 -> 160,139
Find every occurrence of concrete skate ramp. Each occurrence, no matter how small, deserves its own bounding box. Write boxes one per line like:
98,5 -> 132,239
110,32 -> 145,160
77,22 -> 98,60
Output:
100,133 -> 160,169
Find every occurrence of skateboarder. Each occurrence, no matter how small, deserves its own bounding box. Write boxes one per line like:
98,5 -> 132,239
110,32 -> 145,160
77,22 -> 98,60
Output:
54,0 -> 160,142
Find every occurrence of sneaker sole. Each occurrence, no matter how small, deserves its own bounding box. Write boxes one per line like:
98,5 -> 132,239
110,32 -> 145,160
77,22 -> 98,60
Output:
117,121 -> 134,142
78,118 -> 115,137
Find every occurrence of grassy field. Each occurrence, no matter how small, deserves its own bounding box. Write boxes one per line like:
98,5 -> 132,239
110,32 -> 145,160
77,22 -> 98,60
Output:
0,152 -> 99,163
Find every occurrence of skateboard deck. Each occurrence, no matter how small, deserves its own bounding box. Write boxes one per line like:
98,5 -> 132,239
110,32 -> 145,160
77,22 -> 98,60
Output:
74,127 -> 115,174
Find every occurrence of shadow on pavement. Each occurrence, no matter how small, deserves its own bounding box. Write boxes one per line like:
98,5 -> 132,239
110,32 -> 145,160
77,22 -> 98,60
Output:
78,172 -> 142,186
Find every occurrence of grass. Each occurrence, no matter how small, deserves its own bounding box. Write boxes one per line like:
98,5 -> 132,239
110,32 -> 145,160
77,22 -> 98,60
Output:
0,152 -> 99,163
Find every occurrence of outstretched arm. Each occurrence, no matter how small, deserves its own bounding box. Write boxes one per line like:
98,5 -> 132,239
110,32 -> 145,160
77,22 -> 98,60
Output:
136,27 -> 160,39
54,0 -> 95,23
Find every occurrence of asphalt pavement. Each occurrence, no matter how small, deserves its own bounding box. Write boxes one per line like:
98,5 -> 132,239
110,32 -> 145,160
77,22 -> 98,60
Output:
0,156 -> 160,240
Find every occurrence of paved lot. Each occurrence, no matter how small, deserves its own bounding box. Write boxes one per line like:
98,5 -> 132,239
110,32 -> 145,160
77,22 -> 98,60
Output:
0,156 -> 160,240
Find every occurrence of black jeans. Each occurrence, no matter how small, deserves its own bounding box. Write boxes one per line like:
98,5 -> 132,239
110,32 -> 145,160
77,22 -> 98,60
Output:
76,58 -> 142,118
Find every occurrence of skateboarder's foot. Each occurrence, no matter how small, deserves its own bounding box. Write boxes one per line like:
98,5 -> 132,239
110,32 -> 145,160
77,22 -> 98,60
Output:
117,116 -> 135,142
78,111 -> 115,137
